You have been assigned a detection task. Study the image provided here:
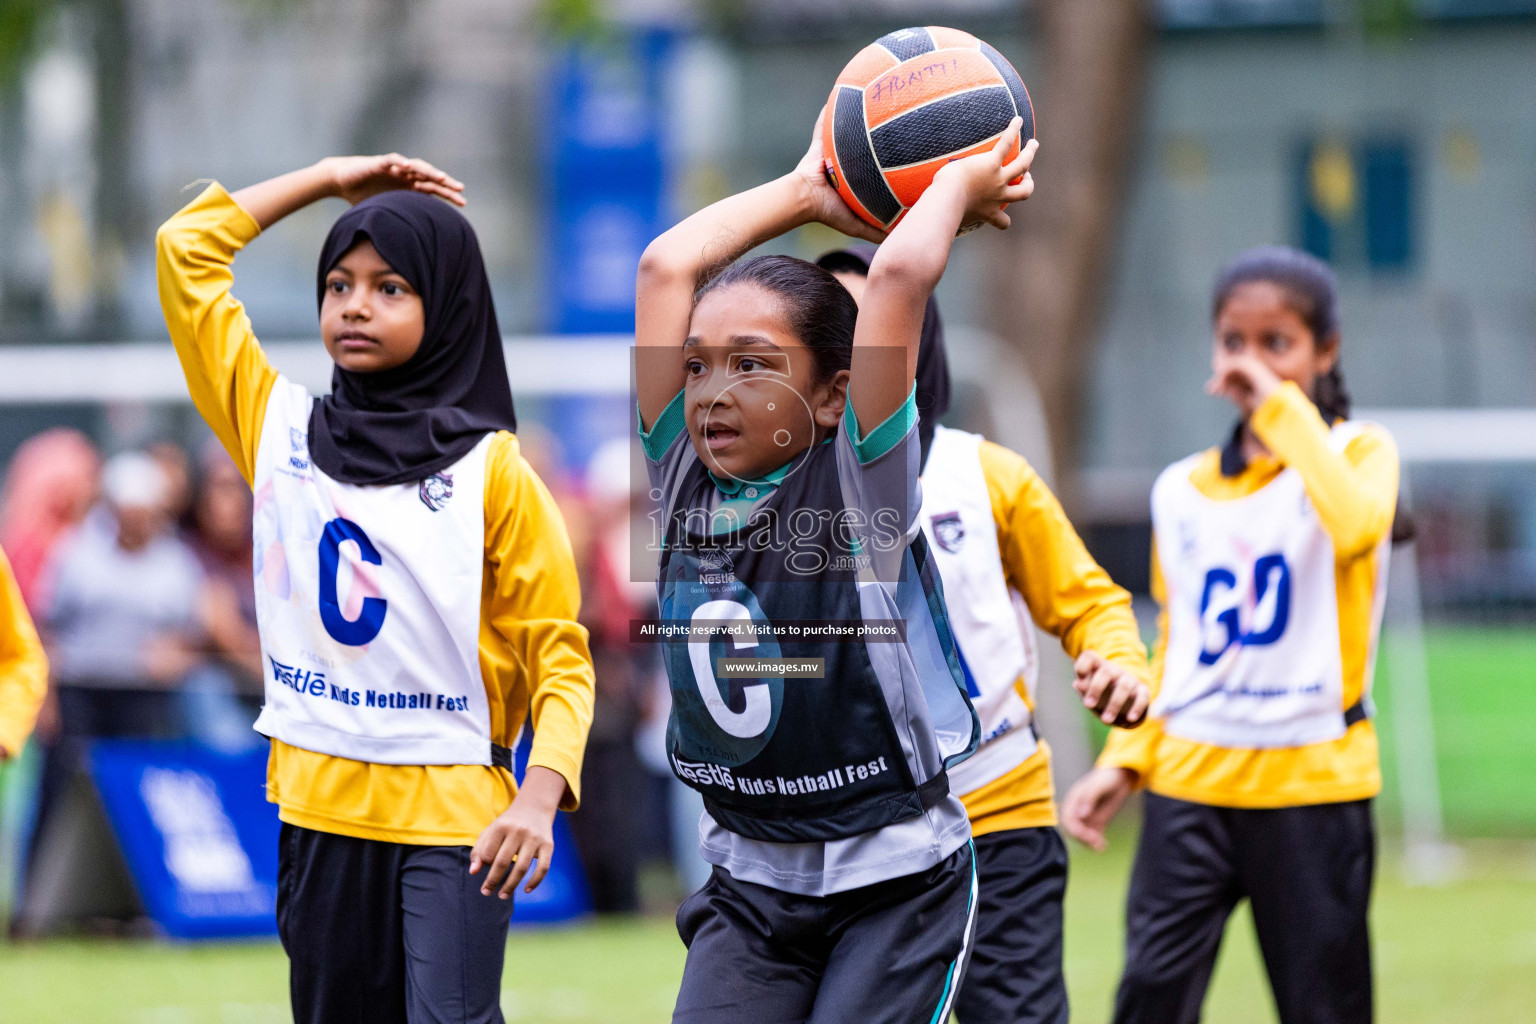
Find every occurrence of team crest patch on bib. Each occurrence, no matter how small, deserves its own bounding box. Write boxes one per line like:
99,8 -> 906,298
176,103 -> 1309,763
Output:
930,511 -> 965,553
419,472 -> 454,511
288,428 -> 310,470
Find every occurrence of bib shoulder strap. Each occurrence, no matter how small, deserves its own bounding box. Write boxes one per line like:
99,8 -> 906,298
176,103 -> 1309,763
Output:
924,425 -> 984,483
1327,417 -> 1383,452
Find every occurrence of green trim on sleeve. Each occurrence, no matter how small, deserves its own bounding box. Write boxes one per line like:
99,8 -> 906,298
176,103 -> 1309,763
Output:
844,384 -> 918,464
638,390 -> 687,461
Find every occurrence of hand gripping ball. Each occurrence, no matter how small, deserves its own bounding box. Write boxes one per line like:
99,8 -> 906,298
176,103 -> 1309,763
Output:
822,26 -> 1035,230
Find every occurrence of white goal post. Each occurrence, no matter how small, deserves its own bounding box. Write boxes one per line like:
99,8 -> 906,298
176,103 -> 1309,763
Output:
1358,408 -> 1536,883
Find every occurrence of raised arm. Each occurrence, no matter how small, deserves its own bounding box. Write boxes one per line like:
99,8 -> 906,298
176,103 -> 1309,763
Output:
231,155 -> 464,231
155,184 -> 278,484
155,156 -> 463,485
634,112 -> 886,429
852,123 -> 1036,430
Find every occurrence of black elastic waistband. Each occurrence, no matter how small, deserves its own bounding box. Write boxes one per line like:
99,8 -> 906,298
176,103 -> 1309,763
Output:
491,743 -> 513,770
1343,700 -> 1368,728
916,768 -> 951,810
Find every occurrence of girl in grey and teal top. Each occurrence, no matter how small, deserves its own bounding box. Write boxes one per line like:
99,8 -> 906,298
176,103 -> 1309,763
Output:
635,107 -> 1038,1023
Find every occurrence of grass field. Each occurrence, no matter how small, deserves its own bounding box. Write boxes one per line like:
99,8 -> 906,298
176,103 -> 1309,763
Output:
1373,625 -> 1536,836
2,836 -> 1535,1023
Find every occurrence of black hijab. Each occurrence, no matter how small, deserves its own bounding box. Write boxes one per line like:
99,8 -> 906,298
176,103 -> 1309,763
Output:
815,245 -> 951,468
310,190 -> 517,486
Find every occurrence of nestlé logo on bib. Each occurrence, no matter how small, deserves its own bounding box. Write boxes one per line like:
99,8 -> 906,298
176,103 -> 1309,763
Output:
419,472 -> 454,511
930,511 -> 965,553
698,547 -> 736,585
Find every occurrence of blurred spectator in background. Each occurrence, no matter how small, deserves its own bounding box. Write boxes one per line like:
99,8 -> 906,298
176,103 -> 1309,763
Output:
516,423 -> 572,498
589,436 -> 715,902
43,451 -> 205,740
0,429 -> 101,612
566,438 -> 653,914
181,441 -> 263,752
24,450 -> 210,903
149,440 -> 195,533
189,443 -> 258,655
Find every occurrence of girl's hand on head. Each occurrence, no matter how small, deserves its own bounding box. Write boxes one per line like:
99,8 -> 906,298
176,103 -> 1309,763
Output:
320,154 -> 466,207
932,119 -> 1037,232
794,111 -> 889,244
1207,351 -> 1283,417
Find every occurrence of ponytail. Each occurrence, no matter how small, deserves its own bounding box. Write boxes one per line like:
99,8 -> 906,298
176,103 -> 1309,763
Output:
1311,363 -> 1352,424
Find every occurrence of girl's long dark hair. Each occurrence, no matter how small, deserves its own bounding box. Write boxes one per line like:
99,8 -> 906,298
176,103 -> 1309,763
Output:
695,255 -> 856,384
1212,245 -> 1414,542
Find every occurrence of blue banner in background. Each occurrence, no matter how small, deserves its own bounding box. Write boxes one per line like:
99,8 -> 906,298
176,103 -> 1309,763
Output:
87,737 -> 592,938
89,742 -> 278,940
545,30 -> 671,335
544,30 -> 673,473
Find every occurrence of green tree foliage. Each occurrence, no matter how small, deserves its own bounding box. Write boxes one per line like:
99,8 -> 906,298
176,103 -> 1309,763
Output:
0,0 -> 52,93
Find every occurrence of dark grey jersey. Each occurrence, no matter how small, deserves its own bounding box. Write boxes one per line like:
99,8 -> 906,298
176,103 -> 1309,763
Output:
641,388 -> 978,893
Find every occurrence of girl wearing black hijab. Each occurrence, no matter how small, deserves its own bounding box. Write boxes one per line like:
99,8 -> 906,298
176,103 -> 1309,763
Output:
818,246 -> 1151,1024
157,156 -> 595,1024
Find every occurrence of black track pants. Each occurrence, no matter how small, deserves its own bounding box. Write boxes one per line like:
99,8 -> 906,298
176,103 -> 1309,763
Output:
1114,793 -> 1375,1024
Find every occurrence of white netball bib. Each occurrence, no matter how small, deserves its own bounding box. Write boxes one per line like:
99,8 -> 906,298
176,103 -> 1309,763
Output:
920,426 -> 1040,795
1151,422 -> 1386,749
250,379 -> 493,765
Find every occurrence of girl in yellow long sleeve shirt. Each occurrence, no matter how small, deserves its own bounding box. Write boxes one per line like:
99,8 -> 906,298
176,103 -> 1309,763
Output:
0,544 -> 48,762
1064,247 -> 1398,1024
156,156 -> 594,1024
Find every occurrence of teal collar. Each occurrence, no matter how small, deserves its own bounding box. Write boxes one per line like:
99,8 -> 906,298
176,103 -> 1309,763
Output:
708,460 -> 791,498
705,436 -> 835,498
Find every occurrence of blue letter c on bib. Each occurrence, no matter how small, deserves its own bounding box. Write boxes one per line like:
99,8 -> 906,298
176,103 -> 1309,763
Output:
319,517 -> 387,646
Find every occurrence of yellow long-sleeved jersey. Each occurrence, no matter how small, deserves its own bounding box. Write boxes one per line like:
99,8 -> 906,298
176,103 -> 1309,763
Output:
1098,382 -> 1398,808
0,544 -> 48,757
958,440 -> 1151,836
156,183 -> 595,845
